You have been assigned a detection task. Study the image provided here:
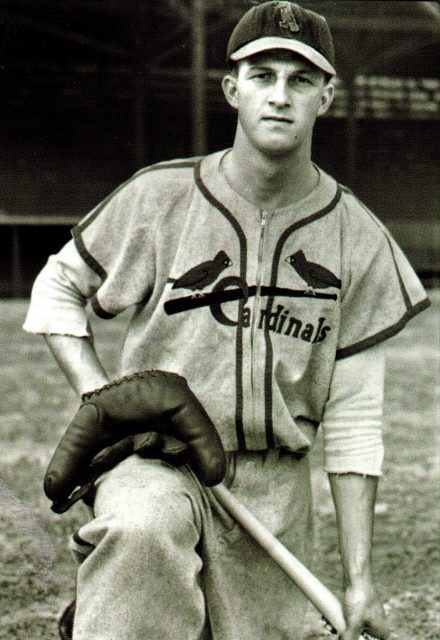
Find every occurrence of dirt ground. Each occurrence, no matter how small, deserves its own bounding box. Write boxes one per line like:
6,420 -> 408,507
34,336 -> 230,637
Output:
0,294 -> 438,639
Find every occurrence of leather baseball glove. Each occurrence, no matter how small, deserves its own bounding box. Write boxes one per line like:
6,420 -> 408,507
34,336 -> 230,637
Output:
44,370 -> 226,513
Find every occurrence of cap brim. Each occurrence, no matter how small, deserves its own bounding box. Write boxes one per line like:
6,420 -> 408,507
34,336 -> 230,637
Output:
229,36 -> 336,76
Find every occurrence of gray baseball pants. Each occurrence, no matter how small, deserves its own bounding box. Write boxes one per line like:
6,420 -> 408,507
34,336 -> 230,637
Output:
69,449 -> 313,640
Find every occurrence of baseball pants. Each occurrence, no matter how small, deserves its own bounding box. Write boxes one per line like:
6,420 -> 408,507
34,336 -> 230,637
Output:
69,448 -> 313,640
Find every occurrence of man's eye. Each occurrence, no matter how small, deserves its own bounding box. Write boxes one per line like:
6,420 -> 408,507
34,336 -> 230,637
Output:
253,72 -> 271,80
292,76 -> 312,85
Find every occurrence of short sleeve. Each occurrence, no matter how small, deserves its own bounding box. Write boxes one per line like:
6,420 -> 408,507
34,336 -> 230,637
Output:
71,160 -> 196,319
71,170 -> 157,319
336,196 -> 430,360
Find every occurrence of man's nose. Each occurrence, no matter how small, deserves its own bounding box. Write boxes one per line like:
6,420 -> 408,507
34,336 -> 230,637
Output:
268,80 -> 291,108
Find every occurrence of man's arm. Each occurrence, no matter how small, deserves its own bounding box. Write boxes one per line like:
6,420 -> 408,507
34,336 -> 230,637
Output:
329,473 -> 389,640
322,345 -> 389,639
23,238 -> 110,395
44,334 -> 109,396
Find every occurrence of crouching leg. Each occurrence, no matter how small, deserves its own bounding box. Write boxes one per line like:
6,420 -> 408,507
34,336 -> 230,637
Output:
70,455 -> 210,640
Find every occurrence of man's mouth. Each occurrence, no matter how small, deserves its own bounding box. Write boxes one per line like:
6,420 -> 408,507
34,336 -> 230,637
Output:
261,116 -> 293,124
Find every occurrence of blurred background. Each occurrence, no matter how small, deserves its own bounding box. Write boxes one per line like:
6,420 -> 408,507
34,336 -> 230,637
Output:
0,0 -> 439,296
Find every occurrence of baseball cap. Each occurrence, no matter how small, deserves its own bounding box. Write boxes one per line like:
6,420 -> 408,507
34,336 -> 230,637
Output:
227,1 -> 336,76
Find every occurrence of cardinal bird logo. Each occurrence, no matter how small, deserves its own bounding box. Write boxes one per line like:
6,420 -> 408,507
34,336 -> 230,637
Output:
171,251 -> 233,292
285,250 -> 341,293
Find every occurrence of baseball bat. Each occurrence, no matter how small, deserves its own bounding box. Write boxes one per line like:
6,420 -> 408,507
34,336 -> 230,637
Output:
211,484 -> 378,639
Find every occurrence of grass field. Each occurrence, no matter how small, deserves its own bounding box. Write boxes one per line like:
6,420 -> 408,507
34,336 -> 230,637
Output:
0,295 -> 438,639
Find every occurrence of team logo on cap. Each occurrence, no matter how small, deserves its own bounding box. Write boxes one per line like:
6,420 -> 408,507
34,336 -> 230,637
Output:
278,2 -> 300,33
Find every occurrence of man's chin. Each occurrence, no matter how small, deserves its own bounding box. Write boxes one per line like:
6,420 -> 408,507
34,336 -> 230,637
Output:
258,141 -> 299,159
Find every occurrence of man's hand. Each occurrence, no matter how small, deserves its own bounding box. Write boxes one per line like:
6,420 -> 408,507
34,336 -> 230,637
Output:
57,432 -> 192,513
340,578 -> 389,640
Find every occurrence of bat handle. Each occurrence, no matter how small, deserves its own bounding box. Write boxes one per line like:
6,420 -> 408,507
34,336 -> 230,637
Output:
211,484 -> 381,640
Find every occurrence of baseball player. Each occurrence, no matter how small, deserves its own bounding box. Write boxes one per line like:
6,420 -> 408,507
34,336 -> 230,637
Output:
24,2 -> 430,639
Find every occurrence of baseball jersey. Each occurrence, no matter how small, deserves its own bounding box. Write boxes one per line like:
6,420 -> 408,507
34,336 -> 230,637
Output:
24,150 -> 430,455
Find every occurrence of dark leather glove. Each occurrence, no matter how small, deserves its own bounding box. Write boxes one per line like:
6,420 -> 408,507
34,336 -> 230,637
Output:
44,370 -> 226,512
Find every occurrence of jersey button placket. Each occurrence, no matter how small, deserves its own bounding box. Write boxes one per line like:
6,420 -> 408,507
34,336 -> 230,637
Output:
250,210 -> 269,439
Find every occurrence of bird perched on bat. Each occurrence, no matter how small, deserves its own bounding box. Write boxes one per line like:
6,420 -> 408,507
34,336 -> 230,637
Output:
285,250 -> 341,291
172,250 -> 232,292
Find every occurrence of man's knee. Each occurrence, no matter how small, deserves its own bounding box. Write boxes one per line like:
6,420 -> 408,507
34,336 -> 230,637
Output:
91,457 -> 202,549
109,491 -> 196,546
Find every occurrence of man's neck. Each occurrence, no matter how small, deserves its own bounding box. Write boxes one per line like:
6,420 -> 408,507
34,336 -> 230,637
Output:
222,141 -> 319,211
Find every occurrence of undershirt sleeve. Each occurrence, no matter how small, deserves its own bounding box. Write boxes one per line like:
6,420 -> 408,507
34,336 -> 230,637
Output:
322,342 -> 386,476
23,239 -> 101,337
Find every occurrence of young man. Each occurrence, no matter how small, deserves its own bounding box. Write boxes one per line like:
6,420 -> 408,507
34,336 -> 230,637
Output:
24,2 -> 430,639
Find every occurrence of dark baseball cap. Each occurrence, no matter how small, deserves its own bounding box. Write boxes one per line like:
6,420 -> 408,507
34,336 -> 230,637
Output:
227,1 -> 336,76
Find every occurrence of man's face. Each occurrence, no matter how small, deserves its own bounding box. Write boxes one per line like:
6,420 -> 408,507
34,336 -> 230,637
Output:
223,51 -> 334,158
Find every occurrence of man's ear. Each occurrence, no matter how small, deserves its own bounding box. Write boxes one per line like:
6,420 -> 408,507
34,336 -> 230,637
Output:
222,73 -> 239,110
317,81 -> 335,117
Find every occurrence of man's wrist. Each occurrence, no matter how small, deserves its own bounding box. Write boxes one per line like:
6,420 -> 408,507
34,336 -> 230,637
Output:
343,566 -> 374,589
